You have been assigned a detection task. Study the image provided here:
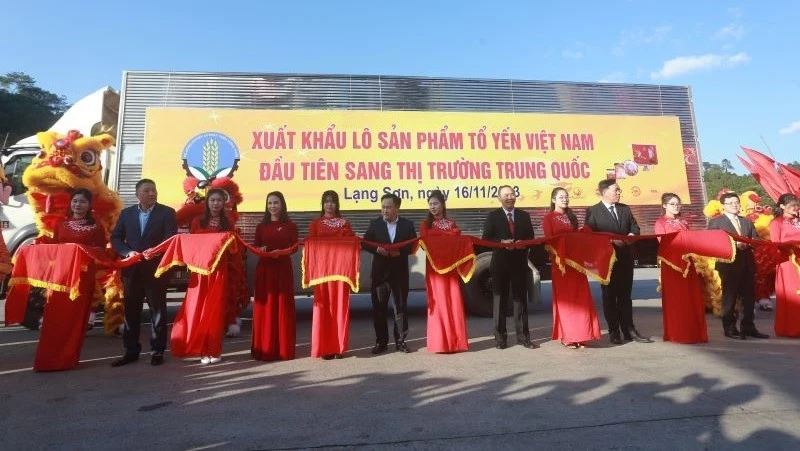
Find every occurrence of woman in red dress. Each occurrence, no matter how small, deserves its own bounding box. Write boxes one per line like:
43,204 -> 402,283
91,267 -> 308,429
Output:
171,189 -> 232,364
769,193 -> 800,337
308,190 -> 355,359
35,188 -> 106,371
542,187 -> 601,349
252,191 -> 299,361
654,193 -> 708,343
420,190 -> 469,353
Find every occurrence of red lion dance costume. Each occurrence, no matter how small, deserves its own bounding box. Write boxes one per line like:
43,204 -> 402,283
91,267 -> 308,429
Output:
176,176 -> 248,336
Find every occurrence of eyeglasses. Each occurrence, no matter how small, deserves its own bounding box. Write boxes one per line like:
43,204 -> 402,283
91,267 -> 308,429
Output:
555,196 -> 569,200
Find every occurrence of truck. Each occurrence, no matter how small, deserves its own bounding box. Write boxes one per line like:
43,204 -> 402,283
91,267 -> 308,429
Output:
3,72 -> 708,317
1,86 -> 120,261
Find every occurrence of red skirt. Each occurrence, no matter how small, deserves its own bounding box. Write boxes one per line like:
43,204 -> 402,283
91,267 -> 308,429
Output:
171,268 -> 227,358
252,257 -> 296,360
425,264 -> 469,353
311,281 -> 351,357
660,263 -> 708,344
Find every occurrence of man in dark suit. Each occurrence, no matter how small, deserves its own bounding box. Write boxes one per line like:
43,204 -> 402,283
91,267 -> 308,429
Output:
707,192 -> 769,340
363,193 -> 418,354
110,178 -> 177,366
585,179 -> 651,345
482,185 -> 536,349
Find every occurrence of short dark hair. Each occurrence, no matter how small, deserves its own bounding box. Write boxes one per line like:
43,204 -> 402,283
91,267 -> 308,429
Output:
598,179 -> 617,192
719,192 -> 740,205
381,193 -> 401,208
135,178 -> 156,191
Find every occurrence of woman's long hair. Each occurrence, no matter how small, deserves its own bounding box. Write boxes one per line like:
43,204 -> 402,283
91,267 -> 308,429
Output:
774,193 -> 799,218
319,190 -> 341,218
549,187 -> 578,230
425,190 -> 447,228
261,191 -> 289,224
67,188 -> 96,225
200,188 -> 232,231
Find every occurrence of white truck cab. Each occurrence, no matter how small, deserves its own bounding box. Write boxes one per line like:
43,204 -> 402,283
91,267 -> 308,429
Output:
0,86 -> 120,258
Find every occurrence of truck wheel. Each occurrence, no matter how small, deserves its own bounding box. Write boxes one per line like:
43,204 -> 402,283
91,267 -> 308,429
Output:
462,253 -> 513,318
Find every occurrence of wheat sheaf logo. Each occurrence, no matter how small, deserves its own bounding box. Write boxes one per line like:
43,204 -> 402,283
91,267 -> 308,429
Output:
181,132 -> 240,182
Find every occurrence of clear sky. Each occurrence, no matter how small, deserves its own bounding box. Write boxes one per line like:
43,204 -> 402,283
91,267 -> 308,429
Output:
3,0 -> 798,170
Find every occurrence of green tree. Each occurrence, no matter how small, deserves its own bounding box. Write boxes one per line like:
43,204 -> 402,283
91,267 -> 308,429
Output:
0,72 -> 69,147
720,158 -> 734,173
703,161 -> 770,205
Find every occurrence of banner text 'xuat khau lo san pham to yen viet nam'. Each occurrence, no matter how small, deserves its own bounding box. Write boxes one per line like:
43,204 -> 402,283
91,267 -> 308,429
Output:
141,109 -> 690,211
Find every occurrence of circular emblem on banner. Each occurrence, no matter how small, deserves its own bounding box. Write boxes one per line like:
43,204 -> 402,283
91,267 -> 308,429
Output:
181,132 -> 240,181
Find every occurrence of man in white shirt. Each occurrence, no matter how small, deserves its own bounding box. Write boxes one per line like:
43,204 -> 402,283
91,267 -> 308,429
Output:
707,192 -> 769,340
363,193 -> 418,354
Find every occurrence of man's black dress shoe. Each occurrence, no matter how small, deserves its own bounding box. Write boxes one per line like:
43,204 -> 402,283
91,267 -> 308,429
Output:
495,341 -> 507,350
741,328 -> 769,339
396,342 -> 411,353
322,354 -> 335,360
625,328 -> 654,343
518,338 -> 537,349
609,330 -> 623,345
334,354 -> 344,359
111,354 -> 139,367
150,353 -> 164,366
724,329 -> 744,340
371,343 -> 388,355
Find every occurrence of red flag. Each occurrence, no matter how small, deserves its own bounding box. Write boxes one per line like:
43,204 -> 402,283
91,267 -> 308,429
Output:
777,163 -> 800,195
740,147 -> 791,202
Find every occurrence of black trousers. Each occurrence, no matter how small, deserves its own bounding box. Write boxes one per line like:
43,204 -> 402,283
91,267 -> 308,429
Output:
602,250 -> 634,333
371,277 -> 409,346
122,264 -> 168,355
491,267 -> 529,343
716,258 -> 756,330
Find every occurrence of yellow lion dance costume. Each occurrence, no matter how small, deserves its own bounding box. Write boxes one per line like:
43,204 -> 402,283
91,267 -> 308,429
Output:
696,190 -> 775,316
22,130 -> 124,334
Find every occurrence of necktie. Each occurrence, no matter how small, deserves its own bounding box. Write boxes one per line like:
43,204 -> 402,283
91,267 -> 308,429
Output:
609,205 -> 619,223
731,216 -> 742,235
507,212 -> 515,237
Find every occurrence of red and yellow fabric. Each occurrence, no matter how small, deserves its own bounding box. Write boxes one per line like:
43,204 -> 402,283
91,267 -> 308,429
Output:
4,243 -> 126,371
657,230 -> 735,276
149,232 -> 236,278
417,235 -> 476,283
0,232 -> 11,276
301,236 -> 361,292
544,231 -> 616,284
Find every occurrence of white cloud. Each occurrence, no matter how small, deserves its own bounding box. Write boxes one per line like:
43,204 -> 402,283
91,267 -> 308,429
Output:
714,23 -> 745,41
779,120 -> 800,135
598,72 -> 626,83
562,49 -> 583,59
650,52 -> 750,79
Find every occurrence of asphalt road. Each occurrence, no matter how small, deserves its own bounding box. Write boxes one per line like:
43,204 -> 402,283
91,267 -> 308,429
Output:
1,268 -> 799,450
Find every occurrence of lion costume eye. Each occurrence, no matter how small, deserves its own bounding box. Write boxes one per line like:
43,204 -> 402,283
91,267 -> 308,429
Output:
79,150 -> 98,167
